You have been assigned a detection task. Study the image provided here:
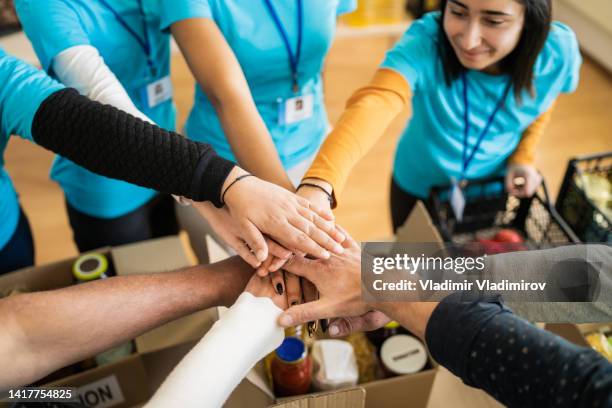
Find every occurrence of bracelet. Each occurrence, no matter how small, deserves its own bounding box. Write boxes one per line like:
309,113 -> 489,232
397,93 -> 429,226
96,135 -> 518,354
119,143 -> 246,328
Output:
221,174 -> 254,205
297,182 -> 335,207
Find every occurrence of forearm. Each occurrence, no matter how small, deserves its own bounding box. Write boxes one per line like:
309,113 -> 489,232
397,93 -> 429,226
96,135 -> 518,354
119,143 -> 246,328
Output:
509,100 -> 556,166
304,68 -> 410,204
215,96 -> 294,190
146,292 -> 284,408
425,293 -> 612,407
32,88 -> 235,207
0,257 -> 252,388
172,18 -> 293,190
53,45 -> 153,123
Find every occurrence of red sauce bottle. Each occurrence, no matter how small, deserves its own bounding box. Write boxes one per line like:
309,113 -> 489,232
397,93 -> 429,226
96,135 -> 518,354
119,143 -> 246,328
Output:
271,337 -> 312,397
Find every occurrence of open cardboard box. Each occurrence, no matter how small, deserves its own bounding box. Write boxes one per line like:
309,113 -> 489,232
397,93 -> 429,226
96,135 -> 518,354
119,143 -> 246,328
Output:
221,202 -> 441,408
0,236 -> 218,407
0,202 -> 442,407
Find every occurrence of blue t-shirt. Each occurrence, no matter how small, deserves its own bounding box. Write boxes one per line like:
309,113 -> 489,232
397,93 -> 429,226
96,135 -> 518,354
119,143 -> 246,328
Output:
0,48 -> 64,250
16,0 -> 176,218
160,0 -> 356,169
382,12 -> 582,198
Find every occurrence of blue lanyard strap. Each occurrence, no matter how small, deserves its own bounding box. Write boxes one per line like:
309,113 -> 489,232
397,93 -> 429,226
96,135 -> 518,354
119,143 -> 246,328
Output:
461,72 -> 512,178
263,0 -> 303,93
98,0 -> 156,77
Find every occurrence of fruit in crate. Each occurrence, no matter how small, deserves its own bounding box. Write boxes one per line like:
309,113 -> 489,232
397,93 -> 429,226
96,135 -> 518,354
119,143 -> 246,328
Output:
576,172 -> 612,219
476,229 -> 527,254
493,228 -> 524,243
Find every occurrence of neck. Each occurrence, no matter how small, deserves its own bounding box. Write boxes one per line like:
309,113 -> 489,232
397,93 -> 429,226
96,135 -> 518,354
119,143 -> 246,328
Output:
481,63 -> 502,75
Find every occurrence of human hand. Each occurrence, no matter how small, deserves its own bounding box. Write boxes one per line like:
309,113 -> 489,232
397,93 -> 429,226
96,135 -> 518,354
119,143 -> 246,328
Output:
327,311 -> 392,337
505,164 -> 542,198
194,202 -> 292,268
277,227 -> 370,328
244,271 -> 288,311
221,168 -> 345,263
296,178 -> 334,213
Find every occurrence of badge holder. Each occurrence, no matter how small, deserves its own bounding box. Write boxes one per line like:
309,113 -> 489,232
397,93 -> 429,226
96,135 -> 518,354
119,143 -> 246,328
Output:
450,177 -> 466,222
277,93 -> 314,125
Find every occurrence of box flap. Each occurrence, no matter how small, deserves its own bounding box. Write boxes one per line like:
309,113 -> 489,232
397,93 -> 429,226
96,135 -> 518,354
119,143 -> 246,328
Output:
135,307 -> 219,354
361,368 -> 436,408
271,388 -> 366,408
545,323 -> 590,347
112,236 -> 190,276
44,354 -> 149,408
206,235 -> 231,263
394,201 -> 443,244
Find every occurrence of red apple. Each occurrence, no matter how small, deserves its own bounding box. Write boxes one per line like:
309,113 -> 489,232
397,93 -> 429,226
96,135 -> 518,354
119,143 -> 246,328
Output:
493,229 -> 524,244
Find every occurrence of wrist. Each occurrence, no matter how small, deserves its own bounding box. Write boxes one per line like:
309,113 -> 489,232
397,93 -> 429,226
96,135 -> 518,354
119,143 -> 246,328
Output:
373,302 -> 438,342
301,178 -> 333,195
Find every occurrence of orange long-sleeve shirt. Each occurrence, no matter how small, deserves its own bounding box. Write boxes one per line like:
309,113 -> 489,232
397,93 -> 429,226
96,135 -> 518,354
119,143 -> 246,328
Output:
305,68 -> 554,206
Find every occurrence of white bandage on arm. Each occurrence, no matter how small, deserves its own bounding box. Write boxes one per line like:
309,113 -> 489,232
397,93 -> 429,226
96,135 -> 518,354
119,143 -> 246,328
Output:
145,292 -> 284,408
52,45 -> 153,124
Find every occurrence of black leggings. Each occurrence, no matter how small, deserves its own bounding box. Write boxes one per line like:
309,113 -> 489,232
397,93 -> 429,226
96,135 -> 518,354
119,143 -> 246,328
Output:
0,207 -> 35,275
66,194 -> 179,252
389,177 -> 436,233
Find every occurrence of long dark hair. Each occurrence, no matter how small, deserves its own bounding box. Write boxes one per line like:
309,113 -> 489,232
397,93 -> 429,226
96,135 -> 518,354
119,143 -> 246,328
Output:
438,0 -> 552,101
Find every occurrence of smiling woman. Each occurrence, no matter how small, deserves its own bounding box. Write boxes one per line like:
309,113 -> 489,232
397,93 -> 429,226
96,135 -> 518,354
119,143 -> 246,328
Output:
440,0 -> 552,100
297,0 -> 581,233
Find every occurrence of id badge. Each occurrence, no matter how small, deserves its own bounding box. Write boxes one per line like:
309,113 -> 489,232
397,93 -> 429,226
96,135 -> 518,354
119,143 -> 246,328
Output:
142,75 -> 173,109
277,93 -> 314,125
450,180 -> 466,222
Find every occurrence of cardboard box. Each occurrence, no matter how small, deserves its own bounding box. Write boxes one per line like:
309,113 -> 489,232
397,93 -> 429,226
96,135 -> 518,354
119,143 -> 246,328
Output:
1,202 -> 441,407
545,322 -> 612,349
0,236 -> 218,407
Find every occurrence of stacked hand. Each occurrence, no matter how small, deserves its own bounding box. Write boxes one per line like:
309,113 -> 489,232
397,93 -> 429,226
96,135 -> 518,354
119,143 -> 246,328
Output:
192,168 -> 345,269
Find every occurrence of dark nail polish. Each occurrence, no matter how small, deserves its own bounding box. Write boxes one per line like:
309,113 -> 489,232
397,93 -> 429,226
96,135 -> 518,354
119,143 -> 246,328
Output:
276,283 -> 284,295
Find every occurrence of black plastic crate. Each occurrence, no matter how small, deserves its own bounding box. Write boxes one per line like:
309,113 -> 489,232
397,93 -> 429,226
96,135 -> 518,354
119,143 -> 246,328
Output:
555,152 -> 612,244
428,176 -> 580,247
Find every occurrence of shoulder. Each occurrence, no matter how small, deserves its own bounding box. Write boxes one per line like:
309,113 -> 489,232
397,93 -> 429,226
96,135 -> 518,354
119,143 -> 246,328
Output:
534,22 -> 580,75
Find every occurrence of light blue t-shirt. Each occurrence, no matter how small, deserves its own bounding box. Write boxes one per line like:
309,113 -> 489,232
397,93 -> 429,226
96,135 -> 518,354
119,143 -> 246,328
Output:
0,48 -> 64,250
160,0 -> 356,169
382,12 -> 582,198
16,0 -> 176,218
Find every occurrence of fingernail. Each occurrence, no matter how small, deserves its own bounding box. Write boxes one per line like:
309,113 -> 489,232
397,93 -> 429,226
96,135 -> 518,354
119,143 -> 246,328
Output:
276,283 -> 284,295
329,324 -> 340,336
322,250 -> 330,259
279,314 -> 294,327
256,250 -> 267,261
335,244 -> 344,254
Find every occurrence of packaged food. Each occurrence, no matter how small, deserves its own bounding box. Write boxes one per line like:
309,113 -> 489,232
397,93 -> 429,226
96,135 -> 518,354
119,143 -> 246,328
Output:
380,334 -> 427,376
312,340 -> 359,391
271,337 -> 312,397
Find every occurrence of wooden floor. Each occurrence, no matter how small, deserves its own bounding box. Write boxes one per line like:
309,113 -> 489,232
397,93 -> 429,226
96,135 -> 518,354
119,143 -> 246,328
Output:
2,32 -> 610,408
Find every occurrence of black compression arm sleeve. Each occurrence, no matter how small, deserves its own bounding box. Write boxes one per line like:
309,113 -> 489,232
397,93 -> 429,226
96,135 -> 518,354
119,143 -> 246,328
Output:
31,88 -> 234,207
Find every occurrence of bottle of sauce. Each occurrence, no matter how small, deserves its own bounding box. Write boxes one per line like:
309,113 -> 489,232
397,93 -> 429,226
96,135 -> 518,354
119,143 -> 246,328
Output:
271,337 -> 312,397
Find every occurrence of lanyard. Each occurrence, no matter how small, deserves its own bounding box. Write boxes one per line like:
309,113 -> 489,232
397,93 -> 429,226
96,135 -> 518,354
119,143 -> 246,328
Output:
460,72 -> 512,180
263,0 -> 303,93
98,0 -> 157,77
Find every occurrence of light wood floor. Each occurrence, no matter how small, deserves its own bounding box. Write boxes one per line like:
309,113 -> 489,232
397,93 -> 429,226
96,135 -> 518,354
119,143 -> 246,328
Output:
2,33 -> 610,408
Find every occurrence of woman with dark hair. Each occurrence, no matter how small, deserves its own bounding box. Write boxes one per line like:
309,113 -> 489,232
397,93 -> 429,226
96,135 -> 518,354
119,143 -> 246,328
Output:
295,0 -> 581,231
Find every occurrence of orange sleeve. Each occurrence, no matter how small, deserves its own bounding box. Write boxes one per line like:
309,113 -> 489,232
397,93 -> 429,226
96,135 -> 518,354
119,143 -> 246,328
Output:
304,68 -> 410,205
509,100 -> 557,165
